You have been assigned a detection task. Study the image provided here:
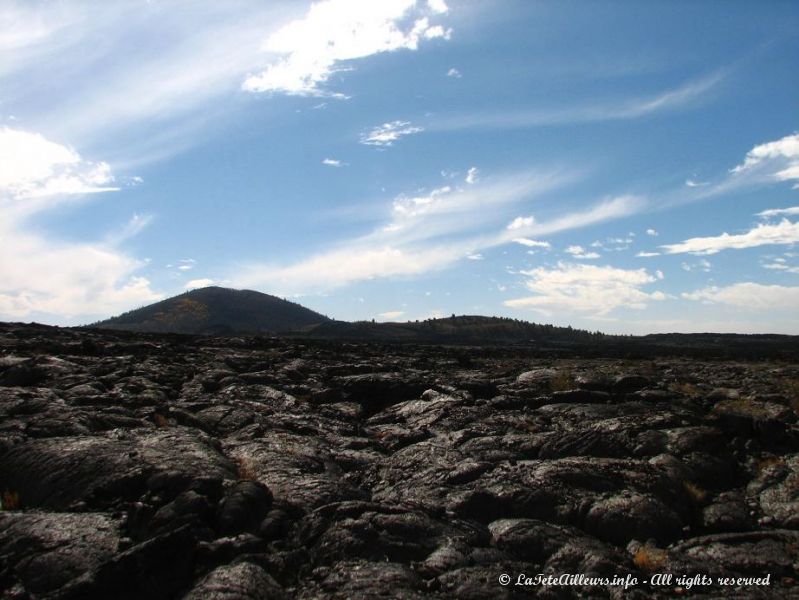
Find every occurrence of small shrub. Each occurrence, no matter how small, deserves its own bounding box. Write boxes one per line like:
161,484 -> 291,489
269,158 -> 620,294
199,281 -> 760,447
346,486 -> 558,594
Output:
633,545 -> 667,571
682,480 -> 708,503
1,490 -> 20,510
549,371 -> 575,392
153,413 -> 171,428
668,381 -> 700,397
755,456 -> 785,474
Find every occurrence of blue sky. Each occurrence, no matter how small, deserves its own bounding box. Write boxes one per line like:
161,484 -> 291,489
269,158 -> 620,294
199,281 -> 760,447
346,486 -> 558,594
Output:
1,0 -> 798,333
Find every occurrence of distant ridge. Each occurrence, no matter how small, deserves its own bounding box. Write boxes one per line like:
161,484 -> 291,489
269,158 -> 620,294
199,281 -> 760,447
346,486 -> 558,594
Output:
91,286 -> 330,335
300,315 -> 604,344
86,288 -> 799,360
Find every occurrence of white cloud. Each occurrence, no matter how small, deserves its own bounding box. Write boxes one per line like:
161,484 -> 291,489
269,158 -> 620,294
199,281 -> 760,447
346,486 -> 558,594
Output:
237,245 -> 465,291
185,278 -> 215,290
757,206 -> 799,218
0,4 -> 75,53
465,166 -> 479,184
0,127 -> 117,212
662,219 -> 799,255
681,259 -> 712,272
646,228 -> 658,236
466,253 -> 483,260
763,262 -> 799,274
0,2 -> 453,167
513,238 -> 551,249
683,282 -> 799,310
0,227 -> 161,322
242,0 -> 451,97
360,120 -> 424,146
507,216 -> 535,230
427,0 -> 449,14
685,179 -> 708,188
423,24 -> 451,40
683,133 -> 799,203
391,185 -> 452,218
504,262 -> 664,316
565,245 -> 600,260
322,158 -> 345,167
446,67 -> 461,78
730,133 -> 799,187
0,127 -> 159,323
591,235 -> 633,251
636,251 -> 660,257
378,310 -> 405,320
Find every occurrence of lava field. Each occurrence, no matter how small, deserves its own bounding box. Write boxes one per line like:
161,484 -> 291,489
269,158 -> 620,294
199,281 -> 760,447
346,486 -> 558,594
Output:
1,323 -> 798,599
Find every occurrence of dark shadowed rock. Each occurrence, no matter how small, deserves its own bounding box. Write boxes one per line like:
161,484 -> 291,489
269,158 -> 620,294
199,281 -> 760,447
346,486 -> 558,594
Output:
217,481 -> 273,536
0,512 -> 121,596
182,562 -> 287,600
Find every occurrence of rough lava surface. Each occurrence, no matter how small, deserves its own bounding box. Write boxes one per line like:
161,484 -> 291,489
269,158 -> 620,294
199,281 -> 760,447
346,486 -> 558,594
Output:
1,323 -> 798,599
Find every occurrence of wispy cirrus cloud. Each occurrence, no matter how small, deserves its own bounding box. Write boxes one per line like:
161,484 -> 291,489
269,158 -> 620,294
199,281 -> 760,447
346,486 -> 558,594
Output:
685,178 -> 709,188
242,0 -> 451,97
3,1 -> 451,160
513,238 -> 550,249
1,2 -> 295,156
686,133 -> 799,202
232,172 -> 643,293
757,206 -> 799,218
360,120 -> 424,146
429,70 -> 726,132
661,219 -> 799,255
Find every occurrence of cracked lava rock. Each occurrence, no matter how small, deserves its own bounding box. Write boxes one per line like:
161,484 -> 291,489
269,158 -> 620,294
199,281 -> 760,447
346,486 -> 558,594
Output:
1,323 -> 798,598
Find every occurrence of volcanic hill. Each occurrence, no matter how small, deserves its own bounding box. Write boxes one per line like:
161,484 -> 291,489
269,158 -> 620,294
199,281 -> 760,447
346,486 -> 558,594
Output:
92,286 -> 330,335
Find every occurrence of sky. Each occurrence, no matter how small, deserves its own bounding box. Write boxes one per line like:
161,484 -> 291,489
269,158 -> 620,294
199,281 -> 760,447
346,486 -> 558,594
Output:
1,0 -> 798,334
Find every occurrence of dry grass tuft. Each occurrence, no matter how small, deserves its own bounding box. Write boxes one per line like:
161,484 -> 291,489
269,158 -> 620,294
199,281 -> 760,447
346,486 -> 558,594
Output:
633,545 -> 668,571
715,398 -> 771,419
549,371 -> 575,392
1,490 -> 20,510
668,381 -> 700,397
236,457 -> 258,481
755,456 -> 785,474
153,413 -> 171,428
682,480 -> 708,503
